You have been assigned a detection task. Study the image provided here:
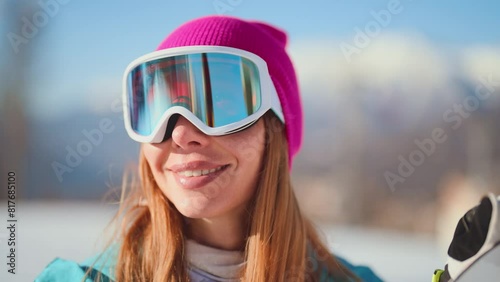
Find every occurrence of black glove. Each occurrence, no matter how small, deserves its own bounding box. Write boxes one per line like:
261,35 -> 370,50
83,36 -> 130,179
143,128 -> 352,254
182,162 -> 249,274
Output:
433,193 -> 500,282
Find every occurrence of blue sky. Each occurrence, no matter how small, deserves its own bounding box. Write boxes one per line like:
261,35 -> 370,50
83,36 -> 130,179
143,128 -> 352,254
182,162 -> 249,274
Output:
3,0 -> 500,119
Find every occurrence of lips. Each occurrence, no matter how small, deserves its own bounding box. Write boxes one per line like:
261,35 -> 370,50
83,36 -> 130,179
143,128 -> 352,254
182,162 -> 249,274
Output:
176,165 -> 226,177
168,161 -> 229,190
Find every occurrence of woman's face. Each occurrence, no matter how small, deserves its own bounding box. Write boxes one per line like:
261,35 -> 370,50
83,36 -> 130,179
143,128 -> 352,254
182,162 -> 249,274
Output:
143,116 -> 266,219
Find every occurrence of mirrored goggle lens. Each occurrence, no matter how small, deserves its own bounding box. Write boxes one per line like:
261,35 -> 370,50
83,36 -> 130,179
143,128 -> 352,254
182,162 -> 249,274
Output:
127,53 -> 262,136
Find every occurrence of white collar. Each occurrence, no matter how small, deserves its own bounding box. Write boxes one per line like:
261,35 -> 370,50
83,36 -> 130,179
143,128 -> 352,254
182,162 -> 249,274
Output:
185,239 -> 246,280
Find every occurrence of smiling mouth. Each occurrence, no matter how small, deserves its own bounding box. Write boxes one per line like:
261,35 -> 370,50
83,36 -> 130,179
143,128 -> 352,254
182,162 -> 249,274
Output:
176,165 -> 228,177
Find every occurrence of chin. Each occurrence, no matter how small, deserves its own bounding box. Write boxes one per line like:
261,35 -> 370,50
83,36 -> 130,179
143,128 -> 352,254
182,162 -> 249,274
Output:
173,198 -> 218,219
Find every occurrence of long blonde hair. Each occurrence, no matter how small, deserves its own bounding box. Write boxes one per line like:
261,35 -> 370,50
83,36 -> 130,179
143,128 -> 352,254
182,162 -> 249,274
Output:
89,112 -> 359,281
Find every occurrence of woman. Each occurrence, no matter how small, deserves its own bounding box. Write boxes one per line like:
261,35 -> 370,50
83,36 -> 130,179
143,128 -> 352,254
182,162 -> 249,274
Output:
36,16 -> 382,281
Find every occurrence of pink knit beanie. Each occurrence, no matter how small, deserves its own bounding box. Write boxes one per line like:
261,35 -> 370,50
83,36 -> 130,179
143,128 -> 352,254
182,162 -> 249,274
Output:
156,16 -> 303,168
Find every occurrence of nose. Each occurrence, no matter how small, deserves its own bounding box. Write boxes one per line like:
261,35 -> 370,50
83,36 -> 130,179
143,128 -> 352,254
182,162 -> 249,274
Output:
170,116 -> 210,150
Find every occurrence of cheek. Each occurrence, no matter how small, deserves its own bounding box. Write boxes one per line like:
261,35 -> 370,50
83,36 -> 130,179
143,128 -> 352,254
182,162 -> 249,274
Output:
142,144 -> 169,185
233,128 -> 266,169
232,128 -> 266,206
223,123 -> 266,187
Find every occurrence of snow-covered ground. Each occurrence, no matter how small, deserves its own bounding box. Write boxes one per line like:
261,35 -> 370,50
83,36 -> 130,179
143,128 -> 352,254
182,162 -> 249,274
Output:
0,201 -> 446,282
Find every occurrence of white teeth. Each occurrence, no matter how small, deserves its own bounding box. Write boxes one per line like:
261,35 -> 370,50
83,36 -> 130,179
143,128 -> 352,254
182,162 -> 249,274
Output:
178,166 -> 224,177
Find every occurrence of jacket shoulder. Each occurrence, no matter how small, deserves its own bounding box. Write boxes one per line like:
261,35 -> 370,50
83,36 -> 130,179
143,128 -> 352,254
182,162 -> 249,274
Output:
35,258 -> 92,282
36,246 -> 118,282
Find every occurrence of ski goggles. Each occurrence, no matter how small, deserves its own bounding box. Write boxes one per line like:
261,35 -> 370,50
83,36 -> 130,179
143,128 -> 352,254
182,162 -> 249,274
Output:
122,46 -> 284,143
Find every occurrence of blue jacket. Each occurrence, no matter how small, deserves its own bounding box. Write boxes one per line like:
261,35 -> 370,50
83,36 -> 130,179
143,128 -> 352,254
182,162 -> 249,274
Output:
35,246 -> 383,282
